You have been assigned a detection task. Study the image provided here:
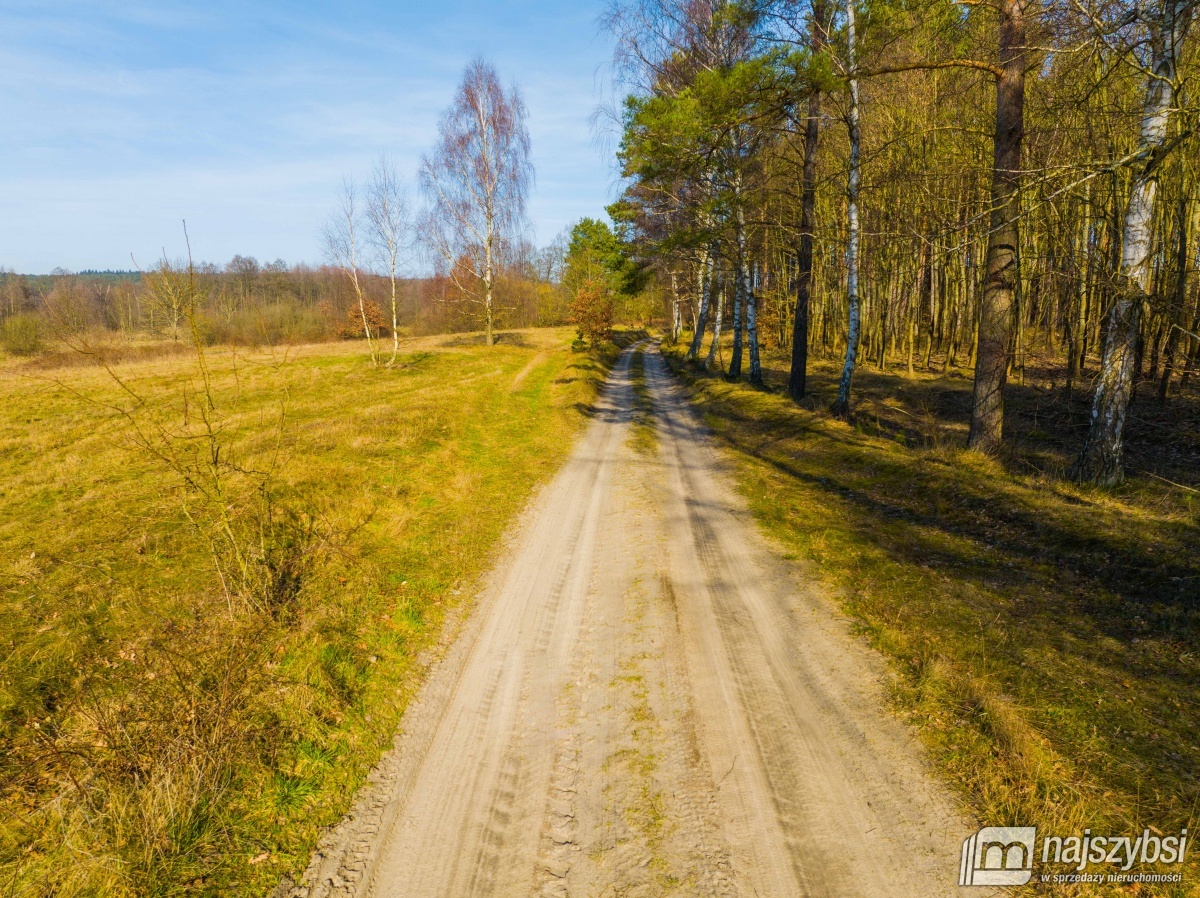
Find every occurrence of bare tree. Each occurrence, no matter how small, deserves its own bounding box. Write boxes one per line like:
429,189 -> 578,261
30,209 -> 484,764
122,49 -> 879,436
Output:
226,254 -> 260,304
420,57 -> 533,346
141,256 -> 187,341
366,155 -> 412,366
324,179 -> 378,366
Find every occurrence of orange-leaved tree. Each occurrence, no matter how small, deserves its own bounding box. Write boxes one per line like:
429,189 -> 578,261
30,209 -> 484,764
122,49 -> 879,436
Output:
570,277 -> 614,347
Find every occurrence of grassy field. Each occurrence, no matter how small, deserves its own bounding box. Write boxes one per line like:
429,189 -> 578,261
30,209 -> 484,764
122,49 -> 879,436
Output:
0,328 -> 617,897
662,340 -> 1200,896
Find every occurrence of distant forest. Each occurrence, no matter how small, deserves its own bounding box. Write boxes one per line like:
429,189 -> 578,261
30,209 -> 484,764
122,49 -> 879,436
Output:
0,249 -> 587,355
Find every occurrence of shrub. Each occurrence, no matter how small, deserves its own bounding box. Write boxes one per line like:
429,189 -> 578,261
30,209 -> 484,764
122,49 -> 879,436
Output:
338,301 -> 390,341
1,313 -> 45,356
570,279 -> 614,347
198,304 -> 339,348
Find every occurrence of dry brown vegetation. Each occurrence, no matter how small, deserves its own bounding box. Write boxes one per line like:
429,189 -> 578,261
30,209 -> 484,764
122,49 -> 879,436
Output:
0,254 -> 574,365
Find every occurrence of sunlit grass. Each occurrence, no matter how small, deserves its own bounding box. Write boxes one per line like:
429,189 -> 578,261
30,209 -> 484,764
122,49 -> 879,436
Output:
0,328 -> 614,896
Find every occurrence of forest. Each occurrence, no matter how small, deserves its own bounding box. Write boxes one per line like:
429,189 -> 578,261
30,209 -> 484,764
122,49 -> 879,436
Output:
591,8 -> 1200,888
602,0 -> 1200,485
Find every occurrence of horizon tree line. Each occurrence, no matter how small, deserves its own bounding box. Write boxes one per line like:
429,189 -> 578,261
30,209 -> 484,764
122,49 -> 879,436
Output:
1,56 -> 556,357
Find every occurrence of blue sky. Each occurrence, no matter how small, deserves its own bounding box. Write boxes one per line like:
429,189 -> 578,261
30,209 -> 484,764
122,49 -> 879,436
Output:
0,1 -> 620,273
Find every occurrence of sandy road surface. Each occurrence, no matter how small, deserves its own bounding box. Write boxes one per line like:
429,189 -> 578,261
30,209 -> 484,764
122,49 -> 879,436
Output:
292,343 -> 975,898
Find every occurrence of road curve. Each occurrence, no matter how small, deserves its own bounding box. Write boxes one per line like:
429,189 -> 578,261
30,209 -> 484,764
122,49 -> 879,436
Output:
292,342 -> 974,898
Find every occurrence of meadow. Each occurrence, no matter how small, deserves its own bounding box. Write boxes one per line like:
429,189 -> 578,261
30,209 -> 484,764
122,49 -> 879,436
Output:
0,328 -> 615,896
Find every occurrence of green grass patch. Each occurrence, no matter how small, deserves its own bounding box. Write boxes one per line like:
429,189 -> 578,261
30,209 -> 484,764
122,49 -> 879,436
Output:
0,328 -> 616,896
662,342 -> 1200,896
628,347 -> 658,456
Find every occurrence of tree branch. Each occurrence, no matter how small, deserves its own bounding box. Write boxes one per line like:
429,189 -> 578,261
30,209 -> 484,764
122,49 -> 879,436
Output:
854,58 -> 1007,80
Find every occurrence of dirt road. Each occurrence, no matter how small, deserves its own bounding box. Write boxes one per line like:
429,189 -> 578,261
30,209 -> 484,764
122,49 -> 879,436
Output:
293,343 -> 973,898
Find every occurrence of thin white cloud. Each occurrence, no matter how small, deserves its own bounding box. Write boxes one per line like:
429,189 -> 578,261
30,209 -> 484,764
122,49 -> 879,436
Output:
0,0 -> 618,272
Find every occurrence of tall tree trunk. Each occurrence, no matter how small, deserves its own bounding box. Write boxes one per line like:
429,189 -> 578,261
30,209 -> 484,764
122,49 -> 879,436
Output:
748,261 -> 763,385
1067,183 -> 1091,393
915,238 -> 932,373
687,245 -> 715,360
484,227 -> 495,346
1080,210 -> 1093,373
389,272 -> 399,365
354,275 -> 378,366
1074,0 -> 1191,483
728,276 -> 744,376
877,263 -> 891,370
788,0 -> 827,402
967,0 -> 1028,452
730,203 -> 748,378
706,278 -> 727,371
907,300 -> 916,374
670,270 -> 683,343
1159,192 -> 1196,399
832,0 -> 861,419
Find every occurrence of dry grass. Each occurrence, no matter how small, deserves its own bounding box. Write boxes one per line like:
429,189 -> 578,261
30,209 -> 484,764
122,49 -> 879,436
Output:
0,328 -> 617,896
662,341 -> 1200,897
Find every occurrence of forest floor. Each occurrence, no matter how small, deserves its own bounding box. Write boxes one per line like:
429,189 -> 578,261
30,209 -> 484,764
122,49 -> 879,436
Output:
0,327 -> 618,896
293,341 -> 973,898
660,337 -> 1200,896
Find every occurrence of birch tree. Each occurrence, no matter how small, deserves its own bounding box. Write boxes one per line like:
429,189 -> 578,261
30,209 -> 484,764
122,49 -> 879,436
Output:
366,155 -> 411,366
831,0 -> 862,418
324,179 -> 377,366
1073,0 -> 1194,483
420,57 -> 533,346
689,244 -> 717,359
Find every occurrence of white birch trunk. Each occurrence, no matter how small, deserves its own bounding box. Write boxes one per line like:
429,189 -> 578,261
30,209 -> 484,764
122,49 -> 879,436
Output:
833,0 -> 862,417
706,279 -> 726,371
1074,0 -> 1191,483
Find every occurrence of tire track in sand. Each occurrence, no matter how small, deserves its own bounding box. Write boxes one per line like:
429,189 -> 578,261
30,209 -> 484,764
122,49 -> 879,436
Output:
288,342 -> 979,898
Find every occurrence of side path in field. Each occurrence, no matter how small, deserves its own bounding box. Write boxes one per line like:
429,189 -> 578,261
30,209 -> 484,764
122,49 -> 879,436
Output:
284,342 -> 981,898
